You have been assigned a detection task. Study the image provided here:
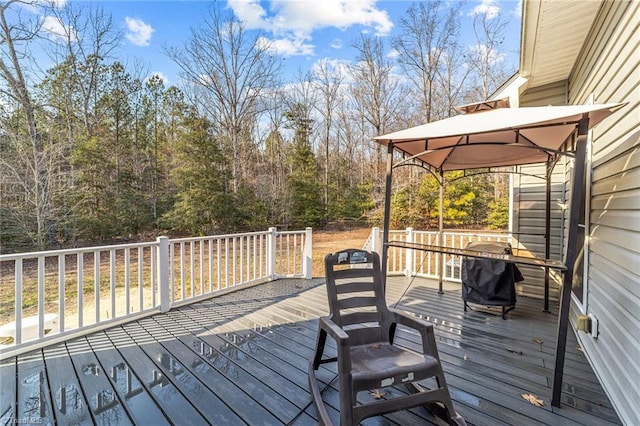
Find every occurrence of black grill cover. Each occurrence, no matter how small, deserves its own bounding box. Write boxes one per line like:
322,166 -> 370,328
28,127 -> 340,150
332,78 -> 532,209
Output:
461,242 -> 523,306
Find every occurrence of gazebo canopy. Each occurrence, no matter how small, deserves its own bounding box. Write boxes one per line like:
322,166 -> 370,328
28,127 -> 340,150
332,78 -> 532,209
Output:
374,102 -> 624,171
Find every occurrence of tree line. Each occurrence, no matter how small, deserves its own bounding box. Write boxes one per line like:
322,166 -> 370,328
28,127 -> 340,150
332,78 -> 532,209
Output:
1,1 -> 513,252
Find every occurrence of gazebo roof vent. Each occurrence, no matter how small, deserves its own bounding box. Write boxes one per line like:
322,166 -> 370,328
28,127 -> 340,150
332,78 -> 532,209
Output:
454,98 -> 511,114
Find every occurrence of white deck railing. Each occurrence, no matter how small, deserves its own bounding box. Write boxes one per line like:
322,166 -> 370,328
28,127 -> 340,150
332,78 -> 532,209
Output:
0,227 -> 312,358
364,227 -> 511,281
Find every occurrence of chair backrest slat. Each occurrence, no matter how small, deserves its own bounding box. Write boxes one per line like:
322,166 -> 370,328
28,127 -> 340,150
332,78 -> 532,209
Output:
335,281 -> 374,294
337,296 -> 377,310
340,311 -> 380,326
332,268 -> 375,280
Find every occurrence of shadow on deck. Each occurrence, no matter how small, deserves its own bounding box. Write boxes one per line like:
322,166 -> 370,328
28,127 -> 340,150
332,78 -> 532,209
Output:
0,277 -> 621,425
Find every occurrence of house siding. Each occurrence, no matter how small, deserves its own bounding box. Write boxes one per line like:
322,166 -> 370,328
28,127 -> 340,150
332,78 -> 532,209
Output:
568,1 -> 639,424
512,163 -> 565,300
520,80 -> 568,106
515,0 -> 638,422
512,81 -> 570,300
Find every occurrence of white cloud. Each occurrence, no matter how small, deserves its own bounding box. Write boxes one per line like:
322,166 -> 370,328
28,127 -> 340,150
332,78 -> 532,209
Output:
330,38 -> 343,50
125,17 -> 154,47
269,0 -> 392,35
41,15 -> 76,40
258,35 -> 314,57
311,58 -> 352,81
228,0 -> 393,56
48,0 -> 67,8
471,0 -> 501,19
15,0 -> 67,15
512,0 -> 523,17
386,48 -> 400,60
226,0 -> 267,28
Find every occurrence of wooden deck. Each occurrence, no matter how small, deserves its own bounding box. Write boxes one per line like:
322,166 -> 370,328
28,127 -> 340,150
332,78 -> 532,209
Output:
0,277 -> 621,425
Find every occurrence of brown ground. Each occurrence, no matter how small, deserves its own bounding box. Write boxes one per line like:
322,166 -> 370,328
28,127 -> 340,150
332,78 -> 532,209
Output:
311,228 -> 373,277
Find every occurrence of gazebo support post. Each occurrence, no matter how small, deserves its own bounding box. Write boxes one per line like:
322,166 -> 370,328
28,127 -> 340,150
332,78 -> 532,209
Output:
544,160 -> 553,313
438,171 -> 444,294
552,116 -> 589,407
381,143 -> 394,289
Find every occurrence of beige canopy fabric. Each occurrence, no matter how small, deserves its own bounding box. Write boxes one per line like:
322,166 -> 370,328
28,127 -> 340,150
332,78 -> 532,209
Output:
374,103 -> 624,171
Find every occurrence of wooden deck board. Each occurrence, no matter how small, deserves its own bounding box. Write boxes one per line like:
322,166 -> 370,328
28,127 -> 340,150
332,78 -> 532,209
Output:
65,337 -> 134,425
172,317 -> 312,411
150,313 -> 304,422
104,325 -> 208,424
0,357 -> 16,424
42,344 -> 93,425
126,319 -> 265,425
0,277 -> 622,425
85,331 -> 171,425
178,305 -> 317,393
16,350 -> 55,424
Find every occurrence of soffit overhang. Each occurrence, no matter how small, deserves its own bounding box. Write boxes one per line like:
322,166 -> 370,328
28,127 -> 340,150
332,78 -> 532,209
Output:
520,0 -> 603,89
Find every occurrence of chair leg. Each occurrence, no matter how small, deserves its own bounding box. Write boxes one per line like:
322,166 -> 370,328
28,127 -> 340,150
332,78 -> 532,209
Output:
405,376 -> 466,426
312,328 -> 327,369
309,328 -> 338,425
308,361 -> 333,425
388,323 -> 397,344
339,378 -> 354,426
435,373 -> 466,426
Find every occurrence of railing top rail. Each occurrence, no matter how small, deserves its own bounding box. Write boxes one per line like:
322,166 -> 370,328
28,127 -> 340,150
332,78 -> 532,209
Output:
412,230 -> 510,236
0,229 -> 312,261
386,229 -> 510,236
273,230 -> 309,236
168,230 -> 270,243
0,241 -> 158,261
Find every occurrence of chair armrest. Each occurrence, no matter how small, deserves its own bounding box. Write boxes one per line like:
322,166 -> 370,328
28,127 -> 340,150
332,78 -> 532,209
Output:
319,317 -> 350,347
318,317 -> 352,374
388,308 -> 438,356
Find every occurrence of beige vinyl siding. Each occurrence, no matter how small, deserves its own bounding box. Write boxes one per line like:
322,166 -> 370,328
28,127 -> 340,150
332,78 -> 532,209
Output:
513,79 -> 569,300
519,80 -> 568,106
511,163 -> 565,300
566,1 -> 640,424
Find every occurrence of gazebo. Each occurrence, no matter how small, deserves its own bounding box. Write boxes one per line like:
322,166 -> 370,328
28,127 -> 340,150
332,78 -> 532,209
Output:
373,99 -> 624,406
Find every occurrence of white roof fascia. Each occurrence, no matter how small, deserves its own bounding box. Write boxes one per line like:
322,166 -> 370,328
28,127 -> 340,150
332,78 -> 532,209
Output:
489,74 -> 529,107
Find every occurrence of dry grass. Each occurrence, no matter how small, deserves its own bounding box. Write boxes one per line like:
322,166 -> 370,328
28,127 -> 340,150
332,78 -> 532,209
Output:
311,228 -> 373,277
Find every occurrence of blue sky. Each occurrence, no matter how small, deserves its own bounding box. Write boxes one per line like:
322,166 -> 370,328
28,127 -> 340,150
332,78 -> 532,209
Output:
34,0 -> 523,86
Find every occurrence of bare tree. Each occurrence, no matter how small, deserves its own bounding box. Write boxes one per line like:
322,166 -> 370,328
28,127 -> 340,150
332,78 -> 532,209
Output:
467,9 -> 512,101
465,8 -> 513,207
0,0 -> 58,247
350,34 -> 404,137
313,59 -> 344,207
46,3 -> 124,135
392,1 -> 460,122
166,7 -> 280,193
433,36 -> 471,118
349,34 -> 408,203
260,85 -> 287,181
